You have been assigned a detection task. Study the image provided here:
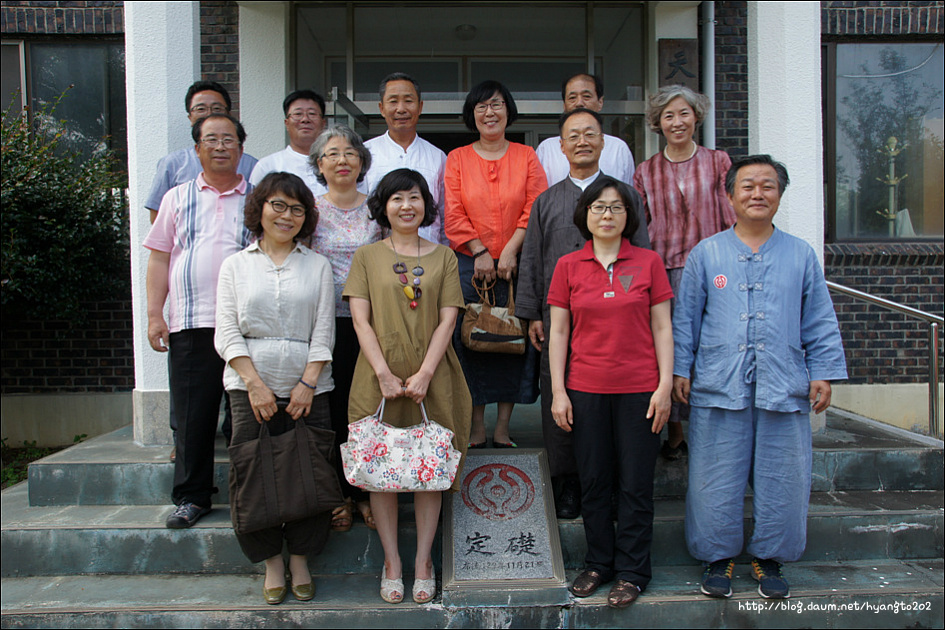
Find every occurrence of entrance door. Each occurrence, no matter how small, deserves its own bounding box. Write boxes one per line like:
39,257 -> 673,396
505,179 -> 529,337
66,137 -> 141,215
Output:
294,2 -> 646,157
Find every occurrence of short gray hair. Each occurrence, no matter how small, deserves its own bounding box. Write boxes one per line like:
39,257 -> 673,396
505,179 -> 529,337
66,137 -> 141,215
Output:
645,84 -> 711,135
309,125 -> 372,185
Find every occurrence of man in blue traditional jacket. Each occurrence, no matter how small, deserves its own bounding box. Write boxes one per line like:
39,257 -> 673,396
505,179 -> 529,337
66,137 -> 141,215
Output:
672,154 -> 847,600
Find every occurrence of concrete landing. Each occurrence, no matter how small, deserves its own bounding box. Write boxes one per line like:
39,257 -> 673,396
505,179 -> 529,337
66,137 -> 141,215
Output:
4,479 -> 941,576
24,410 -> 945,506
2,560 -> 941,628
3,407 -> 943,628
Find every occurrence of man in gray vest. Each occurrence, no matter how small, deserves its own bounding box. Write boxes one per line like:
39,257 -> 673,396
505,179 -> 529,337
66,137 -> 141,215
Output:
518,108 -> 649,519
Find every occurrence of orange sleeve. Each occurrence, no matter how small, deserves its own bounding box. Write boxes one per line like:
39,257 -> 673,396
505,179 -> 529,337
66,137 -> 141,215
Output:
517,146 -> 548,230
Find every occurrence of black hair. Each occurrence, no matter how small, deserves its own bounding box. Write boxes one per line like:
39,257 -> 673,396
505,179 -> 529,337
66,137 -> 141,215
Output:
367,169 -> 437,229
191,113 -> 247,145
561,73 -> 604,101
185,80 -> 231,112
573,176 -> 641,241
558,107 -> 604,134
725,154 -> 790,196
244,172 -> 318,241
282,90 -> 326,117
378,72 -> 422,101
461,80 -> 518,132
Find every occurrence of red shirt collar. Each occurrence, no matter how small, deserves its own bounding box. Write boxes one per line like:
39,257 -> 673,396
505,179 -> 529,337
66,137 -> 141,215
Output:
576,237 -> 635,261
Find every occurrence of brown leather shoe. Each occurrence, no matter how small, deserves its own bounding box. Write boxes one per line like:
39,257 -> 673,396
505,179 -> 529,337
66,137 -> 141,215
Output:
571,569 -> 604,597
263,584 -> 287,605
607,580 -> 641,608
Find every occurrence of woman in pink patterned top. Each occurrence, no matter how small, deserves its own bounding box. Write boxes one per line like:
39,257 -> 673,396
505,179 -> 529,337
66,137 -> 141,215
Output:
632,84 -> 736,460
310,125 -> 383,532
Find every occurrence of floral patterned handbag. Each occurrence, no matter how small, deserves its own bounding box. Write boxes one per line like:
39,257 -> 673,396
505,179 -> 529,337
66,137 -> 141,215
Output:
340,399 -> 462,492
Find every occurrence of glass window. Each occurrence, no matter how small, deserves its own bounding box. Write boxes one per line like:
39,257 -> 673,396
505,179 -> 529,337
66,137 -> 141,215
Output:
27,41 -> 127,162
829,42 -> 944,239
1,42 -> 26,124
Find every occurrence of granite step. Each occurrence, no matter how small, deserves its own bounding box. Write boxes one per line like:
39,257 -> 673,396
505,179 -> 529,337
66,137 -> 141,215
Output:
1,559 -> 941,629
25,413 -> 944,507
4,480 -> 941,577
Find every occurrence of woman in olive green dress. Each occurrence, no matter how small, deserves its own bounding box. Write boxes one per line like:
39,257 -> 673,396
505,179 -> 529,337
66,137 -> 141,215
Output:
344,168 -> 471,605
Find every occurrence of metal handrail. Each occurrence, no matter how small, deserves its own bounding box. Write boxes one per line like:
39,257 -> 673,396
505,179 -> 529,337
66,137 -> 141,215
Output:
827,280 -> 942,438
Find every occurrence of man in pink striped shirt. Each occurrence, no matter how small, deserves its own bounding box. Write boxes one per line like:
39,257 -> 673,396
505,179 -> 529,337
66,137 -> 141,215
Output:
144,114 -> 252,529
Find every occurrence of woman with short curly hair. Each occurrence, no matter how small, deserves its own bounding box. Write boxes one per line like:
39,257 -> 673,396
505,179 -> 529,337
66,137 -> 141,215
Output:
633,84 -> 735,461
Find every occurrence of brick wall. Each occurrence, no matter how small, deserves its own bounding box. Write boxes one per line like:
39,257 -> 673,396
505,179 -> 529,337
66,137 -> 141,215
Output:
0,0 -> 123,35
1,301 -> 135,393
825,244 -> 945,385
200,1 -> 241,117
823,1 -> 945,36
712,1 -> 749,158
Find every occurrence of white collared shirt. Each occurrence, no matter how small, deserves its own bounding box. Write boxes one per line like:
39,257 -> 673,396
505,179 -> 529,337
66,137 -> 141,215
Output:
249,145 -> 328,197
364,131 -> 448,244
537,133 -> 635,186
568,170 -> 602,191
215,242 -> 336,396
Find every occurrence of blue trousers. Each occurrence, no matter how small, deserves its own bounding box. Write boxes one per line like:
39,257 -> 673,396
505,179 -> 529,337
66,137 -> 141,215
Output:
685,403 -> 812,564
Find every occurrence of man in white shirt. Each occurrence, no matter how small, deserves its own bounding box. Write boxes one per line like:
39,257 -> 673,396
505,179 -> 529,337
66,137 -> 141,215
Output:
363,73 -> 447,244
249,90 -> 328,196
536,74 -> 635,186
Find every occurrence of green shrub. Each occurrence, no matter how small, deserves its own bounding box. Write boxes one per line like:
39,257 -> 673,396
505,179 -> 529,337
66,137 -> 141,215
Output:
1,92 -> 129,326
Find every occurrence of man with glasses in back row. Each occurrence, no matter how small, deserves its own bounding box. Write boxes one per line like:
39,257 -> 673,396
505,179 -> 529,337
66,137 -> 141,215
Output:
250,90 -> 329,196
145,81 -> 258,224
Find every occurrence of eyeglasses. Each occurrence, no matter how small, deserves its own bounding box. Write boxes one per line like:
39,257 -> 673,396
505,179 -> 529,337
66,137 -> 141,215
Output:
199,136 -> 240,149
588,203 -> 627,215
564,130 -> 602,144
267,199 -> 307,217
189,104 -> 228,116
474,100 -> 506,114
319,150 -> 361,162
287,110 -> 323,122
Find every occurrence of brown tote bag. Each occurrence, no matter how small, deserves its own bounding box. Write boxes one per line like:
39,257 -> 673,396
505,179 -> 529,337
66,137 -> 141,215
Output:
228,414 -> 343,535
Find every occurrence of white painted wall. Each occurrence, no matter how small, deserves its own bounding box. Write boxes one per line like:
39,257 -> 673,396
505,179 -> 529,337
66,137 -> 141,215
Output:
833,383 -> 945,437
238,2 -> 290,159
125,1 -> 201,445
747,1 -> 824,261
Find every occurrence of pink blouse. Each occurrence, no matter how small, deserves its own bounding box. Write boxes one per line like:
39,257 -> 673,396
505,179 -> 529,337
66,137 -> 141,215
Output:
633,146 -> 735,270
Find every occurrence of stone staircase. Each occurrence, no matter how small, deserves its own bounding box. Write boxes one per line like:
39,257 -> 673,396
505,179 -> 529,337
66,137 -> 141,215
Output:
2,406 -> 942,628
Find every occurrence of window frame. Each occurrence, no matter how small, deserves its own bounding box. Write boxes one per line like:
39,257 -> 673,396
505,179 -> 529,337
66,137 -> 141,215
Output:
822,38 -> 944,243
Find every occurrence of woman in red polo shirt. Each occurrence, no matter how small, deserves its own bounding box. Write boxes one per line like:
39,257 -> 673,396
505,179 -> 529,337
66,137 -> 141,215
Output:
547,175 -> 674,608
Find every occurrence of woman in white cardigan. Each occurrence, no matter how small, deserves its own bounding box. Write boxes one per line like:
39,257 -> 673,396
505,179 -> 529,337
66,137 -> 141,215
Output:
215,171 -> 336,605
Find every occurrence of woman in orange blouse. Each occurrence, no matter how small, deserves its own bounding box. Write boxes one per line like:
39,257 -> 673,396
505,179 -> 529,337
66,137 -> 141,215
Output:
445,80 -> 548,449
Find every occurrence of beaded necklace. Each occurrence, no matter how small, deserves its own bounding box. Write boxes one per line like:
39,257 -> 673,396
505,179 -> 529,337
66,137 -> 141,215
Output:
390,237 -> 424,310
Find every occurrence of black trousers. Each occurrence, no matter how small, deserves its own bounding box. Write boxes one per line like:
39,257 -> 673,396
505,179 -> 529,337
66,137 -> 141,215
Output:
169,328 -> 225,508
229,389 -> 332,563
569,389 -> 660,588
